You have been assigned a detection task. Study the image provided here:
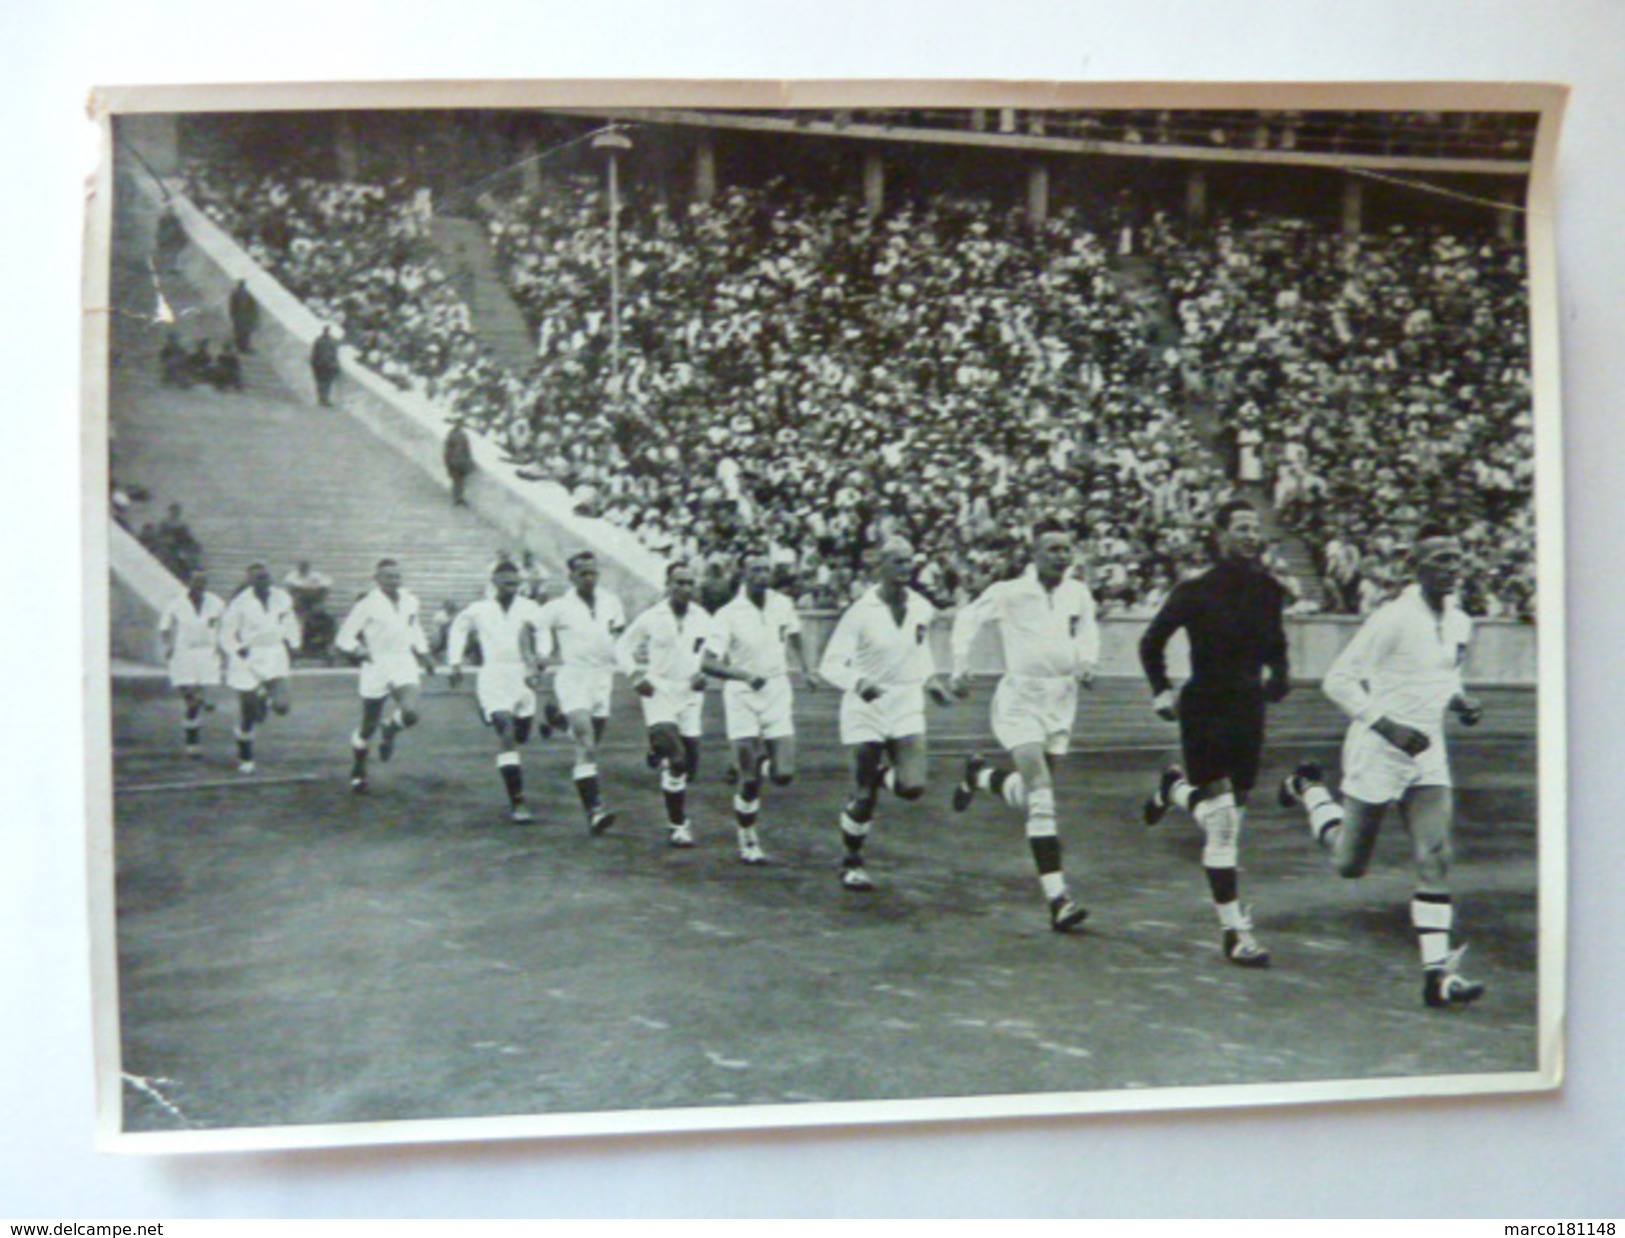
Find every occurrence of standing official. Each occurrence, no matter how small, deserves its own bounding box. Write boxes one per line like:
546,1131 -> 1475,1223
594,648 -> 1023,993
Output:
157,568 -> 225,759
1139,500 -> 1290,967
818,536 -> 953,892
618,561 -> 715,848
310,325 -> 341,408
219,562 -> 302,775
1280,525 -> 1487,1008
334,559 -> 436,793
950,523 -> 1098,931
536,551 -> 626,835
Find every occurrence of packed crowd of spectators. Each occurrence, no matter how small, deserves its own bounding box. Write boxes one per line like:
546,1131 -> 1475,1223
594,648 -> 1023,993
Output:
486,176 -> 1235,611
1145,209 -> 1535,617
175,156 -> 1536,619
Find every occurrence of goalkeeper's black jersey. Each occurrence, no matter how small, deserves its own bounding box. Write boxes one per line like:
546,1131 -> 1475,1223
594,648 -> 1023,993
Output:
1139,559 -> 1290,703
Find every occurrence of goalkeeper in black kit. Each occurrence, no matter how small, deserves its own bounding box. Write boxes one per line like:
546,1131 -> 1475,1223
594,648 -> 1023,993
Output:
1139,500 -> 1291,968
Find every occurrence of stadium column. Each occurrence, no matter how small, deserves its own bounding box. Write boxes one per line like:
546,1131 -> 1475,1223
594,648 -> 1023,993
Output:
336,113 -> 359,181
1186,168 -> 1208,229
694,133 -> 716,203
1027,162 -> 1050,227
863,150 -> 885,219
1341,179 -> 1364,240
520,133 -> 542,194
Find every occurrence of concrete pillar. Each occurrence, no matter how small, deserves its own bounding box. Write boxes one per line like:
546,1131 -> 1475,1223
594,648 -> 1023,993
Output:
862,149 -> 885,218
1027,162 -> 1050,226
519,132 -> 541,194
694,133 -> 716,203
1499,184 -> 1520,242
1186,167 -> 1208,228
999,108 -> 1017,134
335,113 -> 360,181
118,114 -> 180,175
1341,178 -> 1364,238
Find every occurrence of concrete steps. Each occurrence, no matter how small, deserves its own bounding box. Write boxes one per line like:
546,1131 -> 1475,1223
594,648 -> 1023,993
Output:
109,172 -> 516,640
428,216 -> 537,375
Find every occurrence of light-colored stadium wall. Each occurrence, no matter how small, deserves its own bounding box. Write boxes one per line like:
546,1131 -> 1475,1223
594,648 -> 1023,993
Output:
109,520 -> 185,664
139,176 -> 666,615
798,613 -> 1535,686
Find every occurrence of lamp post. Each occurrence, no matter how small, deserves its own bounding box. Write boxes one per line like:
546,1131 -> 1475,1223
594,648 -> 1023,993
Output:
591,128 -> 633,393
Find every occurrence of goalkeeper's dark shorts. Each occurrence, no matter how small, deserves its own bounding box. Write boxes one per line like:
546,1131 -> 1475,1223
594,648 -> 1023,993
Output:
1178,686 -> 1267,796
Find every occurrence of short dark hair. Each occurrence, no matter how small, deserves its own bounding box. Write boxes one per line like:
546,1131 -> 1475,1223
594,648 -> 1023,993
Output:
1032,517 -> 1072,543
567,551 -> 597,572
665,560 -> 693,581
491,560 -> 519,577
376,558 -> 398,572
1214,499 -> 1256,533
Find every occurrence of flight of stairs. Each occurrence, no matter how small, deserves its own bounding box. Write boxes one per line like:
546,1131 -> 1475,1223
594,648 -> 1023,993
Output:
428,216 -> 538,375
1111,252 -> 1326,605
109,176 -> 515,637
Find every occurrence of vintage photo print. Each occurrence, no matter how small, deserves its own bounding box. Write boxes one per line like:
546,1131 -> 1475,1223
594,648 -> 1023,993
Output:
83,81 -> 1565,1152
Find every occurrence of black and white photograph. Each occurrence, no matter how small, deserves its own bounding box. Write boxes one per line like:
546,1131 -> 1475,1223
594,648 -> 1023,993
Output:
85,82 -> 1563,1152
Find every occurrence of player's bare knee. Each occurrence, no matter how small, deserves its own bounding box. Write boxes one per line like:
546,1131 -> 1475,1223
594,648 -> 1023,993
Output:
272,700 -> 291,717
400,709 -> 419,728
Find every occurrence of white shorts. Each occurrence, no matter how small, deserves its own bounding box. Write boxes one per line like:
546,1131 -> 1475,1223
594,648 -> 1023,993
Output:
226,645 -> 290,692
358,653 -> 421,700
476,665 -> 537,722
723,675 -> 795,742
991,674 -> 1078,756
840,684 -> 926,746
1340,722 -> 1451,805
639,677 -> 704,737
556,666 -> 613,719
168,648 -> 222,689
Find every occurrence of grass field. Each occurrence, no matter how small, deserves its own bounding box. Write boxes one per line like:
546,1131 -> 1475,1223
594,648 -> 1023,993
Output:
107,674 -> 1541,1135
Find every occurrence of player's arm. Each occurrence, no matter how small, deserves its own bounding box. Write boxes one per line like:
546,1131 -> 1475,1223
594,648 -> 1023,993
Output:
1138,585 -> 1187,719
280,594 -> 303,653
445,608 -> 474,686
818,609 -> 877,700
1448,616 -> 1482,725
1261,582 -> 1291,703
219,597 -> 249,661
156,604 -> 177,664
783,607 -> 818,690
948,584 -> 998,696
616,611 -> 655,696
1325,611 -> 1428,755
333,602 -> 368,664
408,610 -> 436,676
1074,581 -> 1101,690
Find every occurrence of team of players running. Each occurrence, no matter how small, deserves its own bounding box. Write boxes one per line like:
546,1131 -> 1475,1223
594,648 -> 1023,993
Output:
154,500 -> 1487,1010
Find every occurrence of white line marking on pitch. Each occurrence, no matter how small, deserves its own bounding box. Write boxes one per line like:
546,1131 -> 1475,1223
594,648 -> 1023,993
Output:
704,1050 -> 750,1070
122,1073 -> 189,1124
118,774 -> 323,794
631,1016 -> 670,1030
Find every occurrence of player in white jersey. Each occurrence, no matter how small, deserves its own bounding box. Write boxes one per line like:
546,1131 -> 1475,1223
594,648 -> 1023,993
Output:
156,568 -> 225,759
447,560 -> 549,823
219,562 -> 302,774
818,536 -> 954,892
701,552 -> 818,864
1279,525 -> 1487,1008
617,561 -> 715,848
536,551 -> 626,835
334,559 -> 436,793
949,523 -> 1098,932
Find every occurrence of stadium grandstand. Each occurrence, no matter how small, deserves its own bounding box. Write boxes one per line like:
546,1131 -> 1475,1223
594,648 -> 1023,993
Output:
150,103 -> 1535,622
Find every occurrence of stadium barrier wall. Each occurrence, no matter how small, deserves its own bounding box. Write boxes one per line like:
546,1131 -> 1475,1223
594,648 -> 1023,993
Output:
797,613 -> 1536,686
109,520 -> 184,664
145,179 -> 666,613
